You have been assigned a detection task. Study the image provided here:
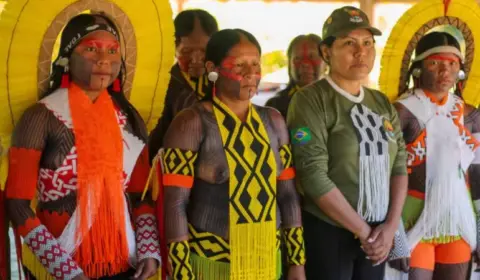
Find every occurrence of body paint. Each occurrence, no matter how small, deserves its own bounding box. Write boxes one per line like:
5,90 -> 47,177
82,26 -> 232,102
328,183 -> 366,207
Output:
425,54 -> 459,63
70,52 -> 121,91
77,38 -> 120,52
292,41 -> 322,86
219,56 -> 261,99
293,42 -> 322,68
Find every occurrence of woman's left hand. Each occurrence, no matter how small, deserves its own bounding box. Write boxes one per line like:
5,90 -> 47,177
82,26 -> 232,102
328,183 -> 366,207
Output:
287,265 -> 306,280
131,258 -> 159,280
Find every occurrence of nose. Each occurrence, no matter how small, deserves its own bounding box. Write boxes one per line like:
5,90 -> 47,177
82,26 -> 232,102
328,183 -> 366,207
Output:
354,44 -> 368,58
438,62 -> 453,75
190,50 -> 205,64
96,51 -> 111,66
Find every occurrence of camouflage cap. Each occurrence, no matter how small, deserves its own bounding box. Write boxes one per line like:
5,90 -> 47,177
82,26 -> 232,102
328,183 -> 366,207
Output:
322,6 -> 382,40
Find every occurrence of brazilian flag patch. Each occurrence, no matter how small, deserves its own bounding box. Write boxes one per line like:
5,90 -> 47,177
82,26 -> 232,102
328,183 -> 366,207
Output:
291,127 -> 312,145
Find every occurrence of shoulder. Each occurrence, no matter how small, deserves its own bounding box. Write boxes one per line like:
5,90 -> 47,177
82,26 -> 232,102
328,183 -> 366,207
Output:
18,102 -> 52,124
291,79 -> 329,106
364,87 -> 391,105
255,105 -> 286,131
173,105 -> 203,125
465,103 -> 480,130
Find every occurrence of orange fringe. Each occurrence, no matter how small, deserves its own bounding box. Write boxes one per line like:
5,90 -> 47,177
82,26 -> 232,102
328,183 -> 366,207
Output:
68,83 -> 129,277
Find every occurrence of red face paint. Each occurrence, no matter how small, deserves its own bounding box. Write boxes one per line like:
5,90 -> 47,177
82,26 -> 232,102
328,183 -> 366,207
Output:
425,54 -> 459,63
220,56 -> 245,81
293,42 -> 322,68
177,56 -> 190,72
78,38 -> 120,52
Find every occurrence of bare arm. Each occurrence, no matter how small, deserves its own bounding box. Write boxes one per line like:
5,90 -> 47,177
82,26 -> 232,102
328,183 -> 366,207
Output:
162,108 -> 202,280
5,104 -> 84,279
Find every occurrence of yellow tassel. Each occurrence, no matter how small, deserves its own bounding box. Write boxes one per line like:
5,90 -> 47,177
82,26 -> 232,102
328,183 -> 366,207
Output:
22,244 -> 55,280
190,250 -> 282,280
142,155 -> 158,201
0,136 -> 10,190
190,253 -> 230,280
230,222 -> 277,280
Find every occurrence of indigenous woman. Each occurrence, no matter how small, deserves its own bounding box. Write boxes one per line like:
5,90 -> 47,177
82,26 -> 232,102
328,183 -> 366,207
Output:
161,29 -> 306,280
5,14 -> 161,279
287,6 -> 409,280
266,34 -> 326,118
390,32 -> 480,280
149,9 -> 219,161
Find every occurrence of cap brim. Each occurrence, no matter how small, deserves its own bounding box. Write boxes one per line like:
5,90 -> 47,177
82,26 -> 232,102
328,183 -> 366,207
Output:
334,26 -> 382,38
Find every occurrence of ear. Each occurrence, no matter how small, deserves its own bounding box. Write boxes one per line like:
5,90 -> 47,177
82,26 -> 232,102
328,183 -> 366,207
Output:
320,45 -> 330,64
205,61 -> 216,73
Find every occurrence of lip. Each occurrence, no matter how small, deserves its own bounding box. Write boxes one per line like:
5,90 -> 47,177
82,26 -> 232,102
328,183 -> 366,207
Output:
351,64 -> 368,68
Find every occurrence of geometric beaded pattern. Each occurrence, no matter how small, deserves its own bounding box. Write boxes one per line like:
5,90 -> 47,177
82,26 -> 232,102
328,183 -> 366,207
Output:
24,225 -> 83,280
283,227 -> 306,265
168,241 -> 194,280
163,148 -> 198,176
135,214 -> 162,263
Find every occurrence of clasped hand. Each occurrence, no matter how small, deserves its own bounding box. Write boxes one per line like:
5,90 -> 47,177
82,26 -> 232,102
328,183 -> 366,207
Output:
360,222 -> 396,265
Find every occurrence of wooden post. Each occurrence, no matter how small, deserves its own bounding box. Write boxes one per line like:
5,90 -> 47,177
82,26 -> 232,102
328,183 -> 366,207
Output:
178,0 -> 185,13
360,0 -> 375,22
360,0 -> 375,86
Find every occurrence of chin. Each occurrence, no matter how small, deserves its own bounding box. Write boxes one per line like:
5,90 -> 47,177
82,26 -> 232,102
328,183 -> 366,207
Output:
347,72 -> 369,81
189,68 -> 205,78
238,90 -> 256,101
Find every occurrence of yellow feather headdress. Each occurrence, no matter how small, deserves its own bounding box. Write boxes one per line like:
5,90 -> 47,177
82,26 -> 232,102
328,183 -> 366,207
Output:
0,0 -> 175,188
379,0 -> 480,105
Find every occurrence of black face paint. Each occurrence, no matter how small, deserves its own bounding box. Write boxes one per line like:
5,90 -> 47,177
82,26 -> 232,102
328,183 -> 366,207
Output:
69,51 -> 121,92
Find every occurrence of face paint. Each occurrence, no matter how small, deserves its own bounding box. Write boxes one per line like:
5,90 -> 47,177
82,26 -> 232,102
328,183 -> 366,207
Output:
425,54 -> 459,63
175,24 -> 210,78
420,53 -> 460,94
218,56 -> 261,100
77,38 -> 120,54
291,40 -> 323,86
70,49 -> 121,92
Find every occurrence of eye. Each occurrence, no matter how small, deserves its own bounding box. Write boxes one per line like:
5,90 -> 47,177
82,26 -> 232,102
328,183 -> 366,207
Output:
86,46 -> 96,52
108,48 -> 118,54
345,40 -> 354,46
364,40 -> 373,46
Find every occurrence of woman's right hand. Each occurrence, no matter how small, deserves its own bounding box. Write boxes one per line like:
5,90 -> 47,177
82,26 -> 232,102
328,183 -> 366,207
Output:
388,258 -> 410,273
73,273 -> 90,280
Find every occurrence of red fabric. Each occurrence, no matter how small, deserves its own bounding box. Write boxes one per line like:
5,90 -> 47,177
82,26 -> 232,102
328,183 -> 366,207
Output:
0,189 -> 8,280
61,73 -> 70,88
155,161 -> 168,280
113,79 -> 121,92
6,148 -> 42,200
128,148 -> 150,193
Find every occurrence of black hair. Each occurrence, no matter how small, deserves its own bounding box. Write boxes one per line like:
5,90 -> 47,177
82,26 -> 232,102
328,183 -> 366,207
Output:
285,34 -> 322,91
174,9 -> 219,47
43,13 -> 146,140
202,29 -> 262,101
403,31 -> 465,97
